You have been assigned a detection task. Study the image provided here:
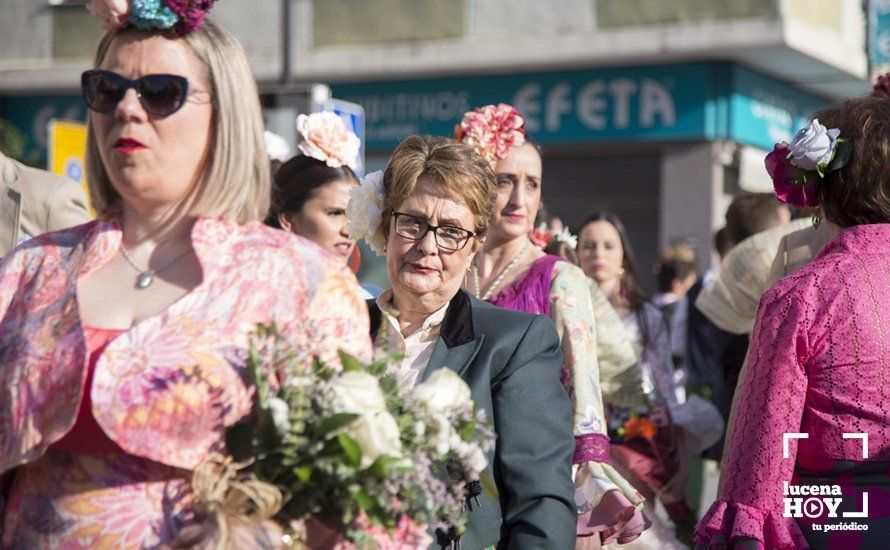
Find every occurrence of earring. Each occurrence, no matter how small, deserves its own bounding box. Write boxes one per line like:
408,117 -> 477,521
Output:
617,267 -> 626,279
811,209 -> 823,229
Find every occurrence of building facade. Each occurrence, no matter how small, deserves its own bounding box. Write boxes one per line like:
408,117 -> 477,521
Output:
0,0 -> 880,284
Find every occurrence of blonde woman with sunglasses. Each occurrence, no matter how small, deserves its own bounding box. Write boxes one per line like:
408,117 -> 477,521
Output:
0,5 -> 370,546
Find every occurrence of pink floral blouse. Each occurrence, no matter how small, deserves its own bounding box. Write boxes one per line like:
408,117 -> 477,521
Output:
696,224 -> 890,549
0,215 -> 371,547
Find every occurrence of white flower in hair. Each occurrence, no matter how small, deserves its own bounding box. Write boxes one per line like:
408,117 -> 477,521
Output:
786,119 -> 840,171
553,227 -> 578,249
263,130 -> 291,162
346,170 -> 387,256
296,112 -> 361,170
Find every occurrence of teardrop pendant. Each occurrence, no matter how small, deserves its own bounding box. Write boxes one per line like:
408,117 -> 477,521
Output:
135,271 -> 155,289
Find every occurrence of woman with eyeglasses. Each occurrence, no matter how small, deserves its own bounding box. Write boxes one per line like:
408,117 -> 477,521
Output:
455,104 -> 647,548
350,135 -> 576,548
0,7 -> 370,547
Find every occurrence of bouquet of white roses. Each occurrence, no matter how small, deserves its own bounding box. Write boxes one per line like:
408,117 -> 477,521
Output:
213,324 -> 495,549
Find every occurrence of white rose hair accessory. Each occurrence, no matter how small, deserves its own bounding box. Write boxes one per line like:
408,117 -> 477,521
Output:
552,227 -> 578,249
346,170 -> 387,256
765,119 -> 852,208
296,112 -> 361,170
263,130 -> 291,163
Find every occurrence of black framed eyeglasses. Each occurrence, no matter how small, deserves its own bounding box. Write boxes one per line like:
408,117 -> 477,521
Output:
81,69 -> 207,117
392,212 -> 476,252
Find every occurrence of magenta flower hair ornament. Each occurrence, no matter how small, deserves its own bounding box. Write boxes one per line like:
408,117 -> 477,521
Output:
87,0 -> 217,34
765,119 -> 852,208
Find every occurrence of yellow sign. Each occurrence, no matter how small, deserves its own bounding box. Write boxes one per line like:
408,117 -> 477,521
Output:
47,119 -> 92,215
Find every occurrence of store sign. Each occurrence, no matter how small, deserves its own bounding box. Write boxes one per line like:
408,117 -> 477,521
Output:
730,66 -> 827,151
47,119 -> 92,215
332,63 -> 828,152
334,64 -> 712,148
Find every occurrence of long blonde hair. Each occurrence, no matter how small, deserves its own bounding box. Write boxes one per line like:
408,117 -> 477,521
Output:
85,19 -> 270,224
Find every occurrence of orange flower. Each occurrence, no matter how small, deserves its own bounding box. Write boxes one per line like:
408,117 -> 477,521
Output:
623,416 -> 657,440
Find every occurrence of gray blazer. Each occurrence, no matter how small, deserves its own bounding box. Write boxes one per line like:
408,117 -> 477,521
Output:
369,290 -> 576,549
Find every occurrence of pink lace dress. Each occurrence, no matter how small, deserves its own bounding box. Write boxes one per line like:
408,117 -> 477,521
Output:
696,224 -> 890,549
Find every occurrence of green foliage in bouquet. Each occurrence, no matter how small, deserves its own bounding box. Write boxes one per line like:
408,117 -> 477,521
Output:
225,324 -> 496,547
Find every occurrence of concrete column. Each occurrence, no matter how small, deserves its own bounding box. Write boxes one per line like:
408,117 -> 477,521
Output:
659,141 -> 734,274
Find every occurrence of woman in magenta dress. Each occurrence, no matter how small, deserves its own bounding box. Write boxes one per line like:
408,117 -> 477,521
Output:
455,103 -> 647,547
696,97 -> 890,549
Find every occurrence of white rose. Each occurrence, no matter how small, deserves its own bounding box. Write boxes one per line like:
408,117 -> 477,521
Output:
787,119 -> 840,171
330,371 -> 402,467
412,369 -> 472,413
263,130 -> 291,162
348,410 -> 403,468
268,396 -> 290,437
346,171 -> 387,256
331,371 -> 387,415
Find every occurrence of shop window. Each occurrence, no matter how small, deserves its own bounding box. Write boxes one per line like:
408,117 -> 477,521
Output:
313,0 -> 464,47
50,0 -> 103,60
597,0 -> 778,28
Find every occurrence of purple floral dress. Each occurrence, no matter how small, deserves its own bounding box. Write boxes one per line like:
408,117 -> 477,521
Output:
486,255 -> 644,512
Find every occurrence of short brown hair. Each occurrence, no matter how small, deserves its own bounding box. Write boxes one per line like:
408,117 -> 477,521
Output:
725,193 -> 787,244
654,243 -> 697,293
86,19 -> 270,224
813,96 -> 890,227
382,135 -> 497,239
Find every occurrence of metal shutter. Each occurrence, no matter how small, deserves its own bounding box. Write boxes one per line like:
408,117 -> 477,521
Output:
542,151 -> 661,293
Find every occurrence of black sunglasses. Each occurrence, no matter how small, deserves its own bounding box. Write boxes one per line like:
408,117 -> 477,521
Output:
81,70 -> 202,117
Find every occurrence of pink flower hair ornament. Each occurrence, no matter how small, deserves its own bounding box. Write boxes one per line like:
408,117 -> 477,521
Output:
765,119 -> 852,208
296,112 -> 361,171
454,103 -> 526,164
86,0 -> 217,34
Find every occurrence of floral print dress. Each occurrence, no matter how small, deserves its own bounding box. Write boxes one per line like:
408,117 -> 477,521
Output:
487,255 -> 644,512
0,215 -> 372,548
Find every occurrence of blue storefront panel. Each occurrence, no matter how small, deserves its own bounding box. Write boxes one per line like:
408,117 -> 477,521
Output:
332,62 -> 830,152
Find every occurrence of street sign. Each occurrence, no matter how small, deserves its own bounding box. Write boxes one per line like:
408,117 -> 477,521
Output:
326,98 -> 366,177
47,119 -> 92,215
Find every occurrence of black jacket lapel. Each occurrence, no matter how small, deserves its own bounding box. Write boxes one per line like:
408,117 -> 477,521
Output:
367,291 -> 483,382
421,290 -> 482,382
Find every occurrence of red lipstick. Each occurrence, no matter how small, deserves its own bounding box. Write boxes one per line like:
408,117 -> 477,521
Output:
113,138 -> 147,153
409,263 -> 437,274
